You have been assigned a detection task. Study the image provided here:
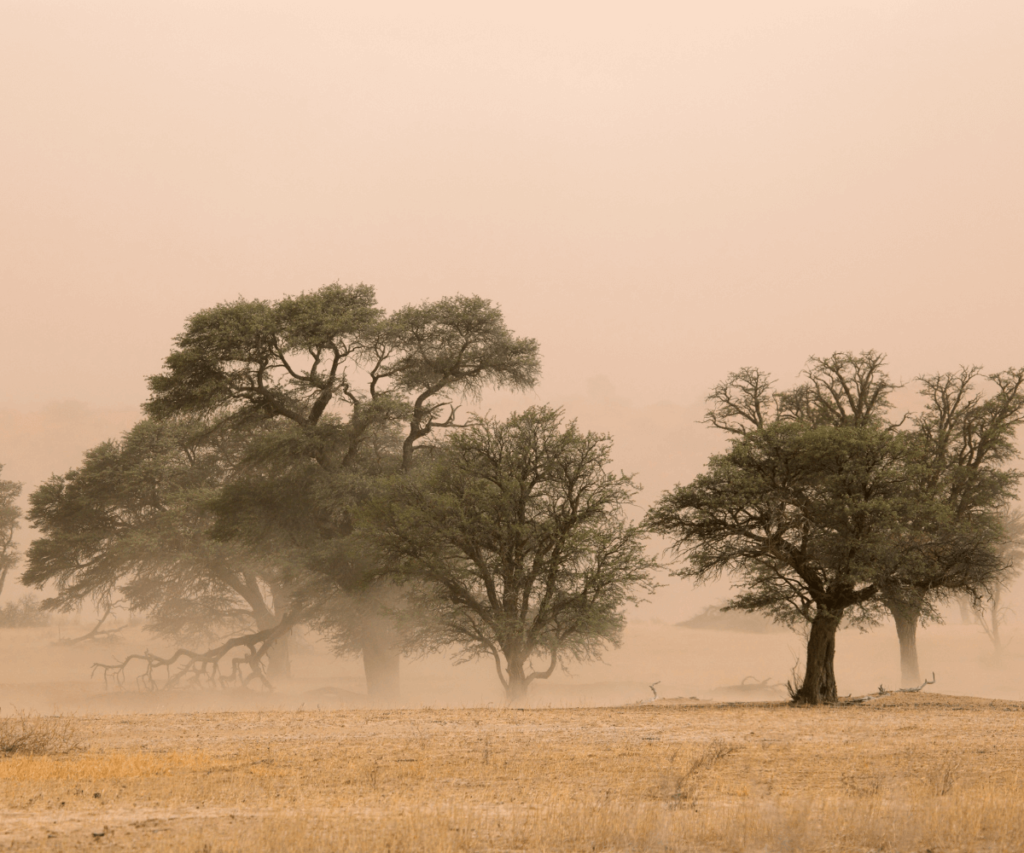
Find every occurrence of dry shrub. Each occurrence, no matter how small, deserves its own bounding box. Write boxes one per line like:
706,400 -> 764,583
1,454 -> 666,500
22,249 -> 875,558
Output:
0,710 -> 81,757
933,753 -> 963,796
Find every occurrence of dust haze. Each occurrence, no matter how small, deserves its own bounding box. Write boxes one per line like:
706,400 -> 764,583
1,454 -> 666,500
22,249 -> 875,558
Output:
2,2 -> 1023,710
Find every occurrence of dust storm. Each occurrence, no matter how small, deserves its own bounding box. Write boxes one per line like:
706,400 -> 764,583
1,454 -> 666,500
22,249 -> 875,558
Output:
4,2 -> 1024,850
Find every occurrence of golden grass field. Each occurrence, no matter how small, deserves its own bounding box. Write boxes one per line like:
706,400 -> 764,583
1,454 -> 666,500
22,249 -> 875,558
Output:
2,693 -> 1023,852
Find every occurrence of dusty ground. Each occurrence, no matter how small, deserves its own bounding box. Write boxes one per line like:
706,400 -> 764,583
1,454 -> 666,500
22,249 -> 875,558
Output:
2,693 -> 1023,852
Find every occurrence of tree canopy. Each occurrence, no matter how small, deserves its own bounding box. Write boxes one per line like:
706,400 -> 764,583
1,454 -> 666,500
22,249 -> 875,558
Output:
146,286 -> 540,465
23,418 -> 304,672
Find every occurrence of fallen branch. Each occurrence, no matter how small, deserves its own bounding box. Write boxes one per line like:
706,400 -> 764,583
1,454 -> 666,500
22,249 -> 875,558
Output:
92,611 -> 300,692
877,673 -> 936,696
715,676 -> 789,699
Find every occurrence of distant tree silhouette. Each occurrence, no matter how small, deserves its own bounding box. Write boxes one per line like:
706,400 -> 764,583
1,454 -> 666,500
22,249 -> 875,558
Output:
883,367 -> 1024,685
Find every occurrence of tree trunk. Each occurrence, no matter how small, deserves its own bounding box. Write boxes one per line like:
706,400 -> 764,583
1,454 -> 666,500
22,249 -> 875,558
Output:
888,601 -> 922,688
957,595 -> 974,625
253,608 -> 292,683
984,587 -> 1005,660
504,657 -> 530,704
991,591 -> 1003,658
362,616 -> 401,702
265,629 -> 292,681
794,608 -> 841,705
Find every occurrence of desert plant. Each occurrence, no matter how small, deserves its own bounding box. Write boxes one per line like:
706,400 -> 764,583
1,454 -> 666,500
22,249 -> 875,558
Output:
0,710 -> 81,756
661,739 -> 736,806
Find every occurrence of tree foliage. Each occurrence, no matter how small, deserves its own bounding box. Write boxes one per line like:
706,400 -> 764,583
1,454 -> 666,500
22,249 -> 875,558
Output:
882,366 -> 1024,683
23,418 -> 294,646
146,286 -> 540,466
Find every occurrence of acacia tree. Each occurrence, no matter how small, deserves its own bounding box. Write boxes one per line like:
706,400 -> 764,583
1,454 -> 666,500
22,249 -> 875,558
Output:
646,353 -> 1008,705
0,465 -> 21,600
360,407 -> 659,702
143,283 -> 540,697
885,367 -> 1024,685
23,417 -> 301,679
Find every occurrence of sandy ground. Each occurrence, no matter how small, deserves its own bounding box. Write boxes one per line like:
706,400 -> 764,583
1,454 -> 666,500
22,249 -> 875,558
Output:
2,693 -> 1023,851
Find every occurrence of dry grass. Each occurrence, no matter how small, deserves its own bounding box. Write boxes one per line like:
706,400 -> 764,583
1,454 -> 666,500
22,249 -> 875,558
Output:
0,709 -> 81,757
1,693 -> 1023,851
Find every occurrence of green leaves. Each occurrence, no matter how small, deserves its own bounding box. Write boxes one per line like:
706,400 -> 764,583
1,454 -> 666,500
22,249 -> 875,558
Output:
22,417 -> 290,640
385,295 -> 540,396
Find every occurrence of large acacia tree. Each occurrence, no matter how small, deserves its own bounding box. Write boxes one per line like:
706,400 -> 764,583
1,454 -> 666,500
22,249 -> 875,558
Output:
141,283 -> 540,697
646,353 -> 1009,705
360,407 -> 659,702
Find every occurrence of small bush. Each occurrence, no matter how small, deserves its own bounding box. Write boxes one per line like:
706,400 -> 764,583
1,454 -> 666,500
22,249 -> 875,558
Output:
0,595 -> 50,628
0,711 -> 81,757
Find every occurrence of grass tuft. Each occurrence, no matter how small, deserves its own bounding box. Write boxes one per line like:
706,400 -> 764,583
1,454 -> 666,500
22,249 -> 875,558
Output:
0,710 -> 81,757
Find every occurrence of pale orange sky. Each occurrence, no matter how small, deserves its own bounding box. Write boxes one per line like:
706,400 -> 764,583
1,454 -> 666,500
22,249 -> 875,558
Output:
2,3 -> 1024,624
2,1 -> 1022,412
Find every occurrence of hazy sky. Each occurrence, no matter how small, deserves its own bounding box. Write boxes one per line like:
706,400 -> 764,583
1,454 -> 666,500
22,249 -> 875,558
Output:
3,1 -> 1022,414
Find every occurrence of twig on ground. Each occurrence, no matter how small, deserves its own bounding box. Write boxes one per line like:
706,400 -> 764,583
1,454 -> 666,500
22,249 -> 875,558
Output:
878,673 -> 936,696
